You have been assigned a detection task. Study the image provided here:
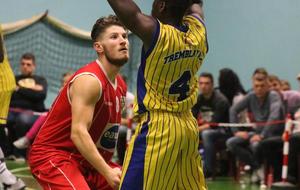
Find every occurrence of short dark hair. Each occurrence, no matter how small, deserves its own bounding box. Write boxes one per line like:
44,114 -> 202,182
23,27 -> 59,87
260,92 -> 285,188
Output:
200,72 -> 214,83
91,15 -> 126,42
165,0 -> 191,22
21,52 -> 35,63
268,74 -> 280,83
252,67 -> 268,81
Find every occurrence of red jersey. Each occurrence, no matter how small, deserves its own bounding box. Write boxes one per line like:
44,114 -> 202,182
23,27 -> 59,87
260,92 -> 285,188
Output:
29,60 -> 127,164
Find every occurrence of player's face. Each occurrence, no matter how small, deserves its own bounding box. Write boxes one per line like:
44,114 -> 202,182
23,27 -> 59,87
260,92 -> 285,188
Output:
20,58 -> 35,76
99,25 -> 129,67
253,79 -> 269,99
199,77 -> 213,95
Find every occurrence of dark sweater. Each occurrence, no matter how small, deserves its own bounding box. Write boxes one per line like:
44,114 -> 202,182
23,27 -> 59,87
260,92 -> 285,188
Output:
10,74 -> 47,112
192,90 -> 230,124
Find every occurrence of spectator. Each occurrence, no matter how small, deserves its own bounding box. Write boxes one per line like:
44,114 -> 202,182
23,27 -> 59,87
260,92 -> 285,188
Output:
218,68 -> 248,123
192,72 -> 231,178
226,68 -> 285,183
13,71 -> 73,149
297,73 -> 300,91
218,68 -> 246,105
268,75 -> 282,92
259,75 -> 300,183
289,109 -> 300,184
6,53 -> 47,158
260,109 -> 300,185
268,75 -> 300,115
280,79 -> 291,91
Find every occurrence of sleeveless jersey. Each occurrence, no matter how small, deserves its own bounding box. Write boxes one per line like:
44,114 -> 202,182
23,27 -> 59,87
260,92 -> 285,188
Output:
0,25 -> 15,93
135,15 -> 208,114
30,60 -> 127,163
0,25 -> 16,124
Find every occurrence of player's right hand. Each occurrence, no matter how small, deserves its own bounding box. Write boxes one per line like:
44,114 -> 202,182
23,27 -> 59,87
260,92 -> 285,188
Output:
105,167 -> 121,190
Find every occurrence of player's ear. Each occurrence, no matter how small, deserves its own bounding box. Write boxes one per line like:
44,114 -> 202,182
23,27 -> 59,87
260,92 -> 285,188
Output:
159,1 -> 166,13
93,42 -> 104,54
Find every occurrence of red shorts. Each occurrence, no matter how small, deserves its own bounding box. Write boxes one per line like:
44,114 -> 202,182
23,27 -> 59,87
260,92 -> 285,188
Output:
29,153 -> 119,190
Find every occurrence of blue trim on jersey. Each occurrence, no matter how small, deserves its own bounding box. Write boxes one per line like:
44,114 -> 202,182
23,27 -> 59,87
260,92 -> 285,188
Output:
120,114 -> 150,190
173,23 -> 188,33
190,14 -> 209,53
136,19 -> 160,114
136,50 -> 148,114
144,19 -> 160,58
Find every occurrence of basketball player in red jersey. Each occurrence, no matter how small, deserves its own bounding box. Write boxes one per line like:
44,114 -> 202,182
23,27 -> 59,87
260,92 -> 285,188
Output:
28,15 -> 129,190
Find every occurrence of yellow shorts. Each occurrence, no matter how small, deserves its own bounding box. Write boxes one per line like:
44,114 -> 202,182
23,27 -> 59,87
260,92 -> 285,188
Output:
120,111 -> 207,190
0,90 -> 13,124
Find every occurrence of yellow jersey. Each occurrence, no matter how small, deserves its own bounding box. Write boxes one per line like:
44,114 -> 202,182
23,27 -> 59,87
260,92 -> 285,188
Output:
134,14 -> 208,114
0,25 -> 16,124
0,25 -> 15,92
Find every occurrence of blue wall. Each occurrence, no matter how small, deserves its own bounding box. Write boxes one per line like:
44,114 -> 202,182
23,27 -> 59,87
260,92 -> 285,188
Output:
1,0 -> 300,92
202,0 -> 300,90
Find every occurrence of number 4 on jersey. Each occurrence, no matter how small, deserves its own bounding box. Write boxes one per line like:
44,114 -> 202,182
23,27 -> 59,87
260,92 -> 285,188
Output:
169,70 -> 191,101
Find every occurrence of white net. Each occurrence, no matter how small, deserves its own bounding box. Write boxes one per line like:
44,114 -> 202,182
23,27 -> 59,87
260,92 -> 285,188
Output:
3,16 -> 142,107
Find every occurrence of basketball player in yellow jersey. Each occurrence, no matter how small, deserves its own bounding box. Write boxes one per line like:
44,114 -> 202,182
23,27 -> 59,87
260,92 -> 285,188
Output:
107,0 -> 208,189
0,25 -> 26,190
0,26 -> 16,127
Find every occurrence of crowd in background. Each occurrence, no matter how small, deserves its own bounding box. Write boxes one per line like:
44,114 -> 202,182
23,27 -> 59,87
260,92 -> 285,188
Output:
1,51 -> 300,187
192,67 -> 300,187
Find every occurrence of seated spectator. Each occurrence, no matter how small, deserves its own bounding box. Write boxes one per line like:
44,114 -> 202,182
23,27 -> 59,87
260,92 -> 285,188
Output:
280,79 -> 291,91
13,71 -> 73,149
268,75 -> 300,115
218,68 -> 248,123
260,109 -> 300,185
192,72 -> 231,178
226,68 -> 285,184
6,53 -> 47,158
287,110 -> 300,186
297,73 -> 300,91
259,75 -> 300,184
218,68 -> 246,106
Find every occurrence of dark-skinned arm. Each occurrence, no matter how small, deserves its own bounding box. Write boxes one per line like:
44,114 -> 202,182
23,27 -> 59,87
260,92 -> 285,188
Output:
107,0 -> 156,50
0,32 -> 4,63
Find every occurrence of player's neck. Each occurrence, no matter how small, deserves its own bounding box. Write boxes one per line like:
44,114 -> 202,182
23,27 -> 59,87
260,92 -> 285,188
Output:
97,57 -> 120,82
161,17 -> 182,27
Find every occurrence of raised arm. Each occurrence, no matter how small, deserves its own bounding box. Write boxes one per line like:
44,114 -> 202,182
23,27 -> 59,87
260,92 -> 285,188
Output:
186,0 -> 205,20
0,31 -> 4,62
70,75 -> 121,189
107,0 -> 156,49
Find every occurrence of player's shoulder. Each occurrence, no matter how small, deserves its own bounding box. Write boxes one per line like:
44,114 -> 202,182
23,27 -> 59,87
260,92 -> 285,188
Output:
184,14 -> 206,28
74,60 -> 103,79
78,60 -> 99,72
116,74 -> 127,95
